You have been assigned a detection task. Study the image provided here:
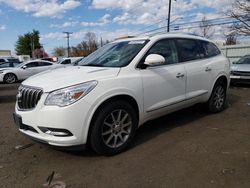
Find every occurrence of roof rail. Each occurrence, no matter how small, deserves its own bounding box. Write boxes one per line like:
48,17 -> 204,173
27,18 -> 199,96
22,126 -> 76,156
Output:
114,35 -> 136,40
140,31 -> 203,38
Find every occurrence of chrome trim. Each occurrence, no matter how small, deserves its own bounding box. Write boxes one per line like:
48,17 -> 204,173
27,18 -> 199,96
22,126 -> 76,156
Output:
17,85 -> 43,111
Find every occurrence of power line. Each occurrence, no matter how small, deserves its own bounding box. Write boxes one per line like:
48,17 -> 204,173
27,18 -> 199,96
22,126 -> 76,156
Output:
136,16 -> 243,36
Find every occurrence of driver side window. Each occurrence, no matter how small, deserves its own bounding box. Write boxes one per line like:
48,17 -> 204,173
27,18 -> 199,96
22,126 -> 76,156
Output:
26,62 -> 38,68
147,39 -> 178,65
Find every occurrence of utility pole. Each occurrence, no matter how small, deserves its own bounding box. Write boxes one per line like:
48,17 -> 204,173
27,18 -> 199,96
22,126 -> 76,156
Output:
30,35 -> 35,59
100,37 -> 103,47
63,31 -> 73,57
167,0 -> 176,32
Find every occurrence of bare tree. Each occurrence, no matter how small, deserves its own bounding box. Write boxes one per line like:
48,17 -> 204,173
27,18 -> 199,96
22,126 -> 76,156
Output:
85,32 -> 98,54
198,16 -> 215,39
230,0 -> 250,35
53,46 -> 66,57
70,32 -> 98,57
224,32 -> 238,45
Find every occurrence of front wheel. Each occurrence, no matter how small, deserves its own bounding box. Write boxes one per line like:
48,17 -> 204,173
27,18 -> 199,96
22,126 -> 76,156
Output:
90,100 -> 138,155
4,73 -> 17,84
206,80 -> 227,113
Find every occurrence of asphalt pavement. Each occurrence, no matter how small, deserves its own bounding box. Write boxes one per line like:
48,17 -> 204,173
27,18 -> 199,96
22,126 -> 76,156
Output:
0,83 -> 250,188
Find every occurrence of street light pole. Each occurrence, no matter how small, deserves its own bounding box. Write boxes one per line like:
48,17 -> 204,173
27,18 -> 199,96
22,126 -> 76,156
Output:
167,0 -> 172,32
63,31 -> 73,57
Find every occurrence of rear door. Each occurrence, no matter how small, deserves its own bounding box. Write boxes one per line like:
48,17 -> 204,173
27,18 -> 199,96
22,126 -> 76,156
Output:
177,39 -> 213,99
140,39 -> 186,113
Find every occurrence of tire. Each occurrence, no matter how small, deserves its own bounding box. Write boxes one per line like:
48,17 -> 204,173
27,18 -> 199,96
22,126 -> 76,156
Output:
4,73 -> 17,84
90,100 -> 138,156
206,80 -> 227,113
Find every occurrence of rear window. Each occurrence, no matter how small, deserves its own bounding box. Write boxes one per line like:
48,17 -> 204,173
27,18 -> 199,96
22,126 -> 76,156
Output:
177,39 -> 201,62
199,41 -> 221,58
7,58 -> 19,63
61,59 -> 71,64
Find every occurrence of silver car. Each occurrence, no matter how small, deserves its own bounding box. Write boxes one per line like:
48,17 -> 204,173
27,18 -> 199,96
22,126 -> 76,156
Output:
230,55 -> 250,84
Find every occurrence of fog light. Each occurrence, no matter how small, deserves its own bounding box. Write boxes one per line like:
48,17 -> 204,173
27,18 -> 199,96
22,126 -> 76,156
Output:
39,127 -> 73,137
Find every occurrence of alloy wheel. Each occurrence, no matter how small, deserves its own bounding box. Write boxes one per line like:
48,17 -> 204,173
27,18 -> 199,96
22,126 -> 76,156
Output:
102,109 -> 132,148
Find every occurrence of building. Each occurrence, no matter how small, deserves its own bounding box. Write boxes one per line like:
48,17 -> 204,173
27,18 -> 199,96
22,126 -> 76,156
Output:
0,50 -> 11,56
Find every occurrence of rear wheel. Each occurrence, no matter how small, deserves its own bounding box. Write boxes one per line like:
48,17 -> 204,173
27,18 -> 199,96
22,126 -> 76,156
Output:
4,73 -> 17,84
90,100 -> 138,155
206,80 -> 227,113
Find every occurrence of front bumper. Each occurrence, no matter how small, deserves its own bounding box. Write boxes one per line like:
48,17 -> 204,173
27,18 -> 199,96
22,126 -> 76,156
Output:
230,75 -> 250,83
14,93 -> 92,147
0,74 -> 4,82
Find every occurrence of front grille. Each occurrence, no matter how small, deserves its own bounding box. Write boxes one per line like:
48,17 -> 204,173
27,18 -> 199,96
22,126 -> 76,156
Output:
231,71 -> 250,76
17,85 -> 43,110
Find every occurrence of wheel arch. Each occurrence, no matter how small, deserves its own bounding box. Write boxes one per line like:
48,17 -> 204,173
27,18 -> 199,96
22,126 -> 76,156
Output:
85,94 -> 140,146
3,72 -> 18,83
213,74 -> 228,88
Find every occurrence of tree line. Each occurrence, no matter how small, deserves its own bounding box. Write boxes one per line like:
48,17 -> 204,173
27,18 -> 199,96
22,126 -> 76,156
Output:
53,32 -> 108,57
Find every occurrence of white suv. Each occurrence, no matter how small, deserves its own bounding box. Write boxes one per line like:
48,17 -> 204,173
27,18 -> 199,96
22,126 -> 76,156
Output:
14,33 -> 230,155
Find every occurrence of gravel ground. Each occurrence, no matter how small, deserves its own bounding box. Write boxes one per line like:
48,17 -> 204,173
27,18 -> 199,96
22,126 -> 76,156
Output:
0,83 -> 250,188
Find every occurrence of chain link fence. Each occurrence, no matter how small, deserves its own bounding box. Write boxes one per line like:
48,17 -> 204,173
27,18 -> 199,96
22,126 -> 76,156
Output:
220,44 -> 250,63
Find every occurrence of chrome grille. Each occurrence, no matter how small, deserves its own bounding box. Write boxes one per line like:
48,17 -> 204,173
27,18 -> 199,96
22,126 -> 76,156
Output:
231,71 -> 250,76
17,85 -> 43,110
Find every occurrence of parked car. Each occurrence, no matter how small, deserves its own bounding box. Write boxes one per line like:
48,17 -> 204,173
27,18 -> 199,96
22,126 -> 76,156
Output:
0,57 -> 21,64
0,60 -> 59,84
230,55 -> 250,84
41,57 -> 57,62
13,33 -> 230,155
0,62 -> 20,68
57,57 -> 84,65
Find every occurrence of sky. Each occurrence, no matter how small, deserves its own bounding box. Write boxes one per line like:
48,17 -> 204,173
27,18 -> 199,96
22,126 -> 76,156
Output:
0,0 -> 237,55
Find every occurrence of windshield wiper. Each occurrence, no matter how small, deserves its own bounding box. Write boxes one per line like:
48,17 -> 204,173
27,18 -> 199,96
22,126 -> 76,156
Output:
82,64 -> 104,67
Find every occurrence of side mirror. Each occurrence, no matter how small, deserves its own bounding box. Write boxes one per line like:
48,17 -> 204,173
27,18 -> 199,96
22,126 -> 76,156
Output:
144,54 -> 165,66
22,65 -> 27,69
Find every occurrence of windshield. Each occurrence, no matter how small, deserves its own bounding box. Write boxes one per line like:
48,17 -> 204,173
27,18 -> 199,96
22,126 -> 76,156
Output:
235,56 -> 250,64
16,62 -> 26,68
77,40 -> 148,67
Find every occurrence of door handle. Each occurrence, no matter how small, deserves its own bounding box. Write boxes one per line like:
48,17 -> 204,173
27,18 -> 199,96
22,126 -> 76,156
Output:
176,73 -> 185,78
205,67 -> 212,72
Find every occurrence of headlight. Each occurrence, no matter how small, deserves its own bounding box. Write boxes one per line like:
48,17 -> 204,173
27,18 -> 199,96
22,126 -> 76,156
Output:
45,80 -> 98,107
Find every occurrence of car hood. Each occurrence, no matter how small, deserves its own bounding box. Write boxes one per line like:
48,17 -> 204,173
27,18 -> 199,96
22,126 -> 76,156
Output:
0,67 -> 15,71
231,64 -> 250,72
22,66 -> 121,92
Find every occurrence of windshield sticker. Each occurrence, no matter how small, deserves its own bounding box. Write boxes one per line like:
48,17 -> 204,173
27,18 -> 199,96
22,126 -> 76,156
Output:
128,41 -> 145,44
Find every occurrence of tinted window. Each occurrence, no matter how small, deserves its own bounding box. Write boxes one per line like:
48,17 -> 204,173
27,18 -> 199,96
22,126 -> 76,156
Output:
200,41 -> 220,58
37,61 -> 52,66
0,59 -> 5,63
61,59 -> 71,64
7,58 -> 19,63
26,62 -> 38,68
177,39 -> 200,62
146,39 -> 178,65
0,63 -> 10,68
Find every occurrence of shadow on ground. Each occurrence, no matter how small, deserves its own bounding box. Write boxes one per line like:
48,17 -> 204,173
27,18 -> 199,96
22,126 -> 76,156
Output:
63,91 -> 240,156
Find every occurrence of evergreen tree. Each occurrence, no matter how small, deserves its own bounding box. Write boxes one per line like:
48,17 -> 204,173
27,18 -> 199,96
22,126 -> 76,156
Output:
15,30 -> 41,57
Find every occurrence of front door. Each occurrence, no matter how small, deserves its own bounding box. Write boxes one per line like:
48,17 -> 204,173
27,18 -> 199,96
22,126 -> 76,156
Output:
140,39 -> 186,113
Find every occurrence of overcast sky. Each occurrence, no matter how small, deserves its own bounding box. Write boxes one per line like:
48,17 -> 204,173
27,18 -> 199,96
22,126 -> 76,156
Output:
0,0 -> 235,55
